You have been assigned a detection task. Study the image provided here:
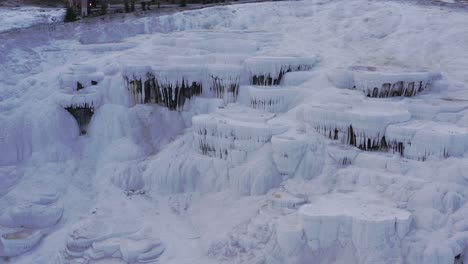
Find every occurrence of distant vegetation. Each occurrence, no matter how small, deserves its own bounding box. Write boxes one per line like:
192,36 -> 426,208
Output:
0,0 -> 235,8
64,6 -> 77,22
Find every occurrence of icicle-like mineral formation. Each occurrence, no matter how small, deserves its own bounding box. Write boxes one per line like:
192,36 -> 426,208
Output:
58,65 -> 103,135
125,73 -> 203,110
386,120 -> 468,160
123,56 -> 317,110
242,85 -> 297,113
243,56 -> 319,86
65,104 -> 94,135
208,64 -> 242,104
192,106 -> 287,165
302,103 -> 411,155
329,66 -> 441,98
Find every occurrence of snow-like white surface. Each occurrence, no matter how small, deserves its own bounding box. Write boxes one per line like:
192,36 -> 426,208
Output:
386,120 -> 468,160
2,0 -> 468,263
300,192 -> 411,222
268,191 -> 307,209
299,192 -> 412,263
0,6 -> 64,32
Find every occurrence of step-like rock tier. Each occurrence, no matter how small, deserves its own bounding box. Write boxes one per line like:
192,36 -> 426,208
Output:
330,66 -> 440,98
241,85 -> 298,113
386,120 -> 468,160
244,56 -> 319,86
269,191 -> 307,209
299,192 -> 412,263
303,102 -> 411,153
192,106 -> 286,165
59,64 -> 104,91
271,129 -> 309,175
65,218 -> 164,263
122,56 -> 318,109
303,96 -> 468,160
0,194 -> 63,257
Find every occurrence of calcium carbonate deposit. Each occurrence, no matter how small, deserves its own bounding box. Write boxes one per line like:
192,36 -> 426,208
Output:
1,0 -> 468,263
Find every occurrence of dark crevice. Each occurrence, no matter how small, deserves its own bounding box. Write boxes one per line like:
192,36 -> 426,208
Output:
77,81 -> 84,91
65,104 -> 94,135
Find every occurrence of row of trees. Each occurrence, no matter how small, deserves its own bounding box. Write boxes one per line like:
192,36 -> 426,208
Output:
65,0 -> 234,22
122,0 -> 232,9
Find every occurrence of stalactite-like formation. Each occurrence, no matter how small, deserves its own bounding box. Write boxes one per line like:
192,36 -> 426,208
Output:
250,65 -> 311,86
195,127 -> 234,162
211,76 -> 239,103
385,139 -> 405,156
159,80 -> 202,110
193,124 -> 269,162
250,98 -> 283,111
65,103 -> 94,135
341,157 -> 352,166
342,67 -> 440,98
192,113 -> 280,165
244,86 -> 296,113
128,78 -> 143,104
315,125 -> 406,157
126,73 -> 203,110
362,81 -> 429,98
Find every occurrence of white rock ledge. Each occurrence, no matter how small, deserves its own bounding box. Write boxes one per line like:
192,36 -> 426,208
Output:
299,192 -> 412,263
329,66 -> 441,98
192,106 -> 286,165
